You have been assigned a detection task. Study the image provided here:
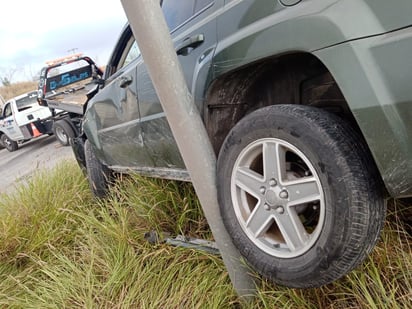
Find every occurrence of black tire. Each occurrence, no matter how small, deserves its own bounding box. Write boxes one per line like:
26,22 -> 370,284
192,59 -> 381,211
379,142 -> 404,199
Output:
217,105 -> 386,288
1,134 -> 18,152
53,120 -> 75,146
84,140 -> 111,198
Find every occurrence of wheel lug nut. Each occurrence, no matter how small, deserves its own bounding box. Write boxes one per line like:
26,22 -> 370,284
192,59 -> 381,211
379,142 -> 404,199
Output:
264,204 -> 270,211
279,190 -> 288,199
260,187 -> 266,194
276,206 -> 285,214
269,179 -> 277,187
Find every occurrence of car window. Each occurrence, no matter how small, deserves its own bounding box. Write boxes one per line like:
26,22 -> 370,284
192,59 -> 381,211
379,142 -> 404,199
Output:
121,40 -> 141,69
4,103 -> 12,117
161,0 -> 214,31
162,0 -> 194,31
15,91 -> 38,111
194,0 -> 214,13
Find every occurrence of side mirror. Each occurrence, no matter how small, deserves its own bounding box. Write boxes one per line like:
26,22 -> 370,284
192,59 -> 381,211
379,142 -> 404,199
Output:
94,78 -> 105,86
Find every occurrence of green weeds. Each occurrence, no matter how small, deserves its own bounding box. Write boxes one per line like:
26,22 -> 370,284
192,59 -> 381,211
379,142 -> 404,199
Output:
0,161 -> 411,308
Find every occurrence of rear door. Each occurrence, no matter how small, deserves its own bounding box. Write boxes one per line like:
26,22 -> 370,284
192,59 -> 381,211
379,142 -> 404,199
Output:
136,0 -> 221,173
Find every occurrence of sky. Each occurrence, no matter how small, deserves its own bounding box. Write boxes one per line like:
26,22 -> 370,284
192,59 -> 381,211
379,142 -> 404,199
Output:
0,0 -> 128,82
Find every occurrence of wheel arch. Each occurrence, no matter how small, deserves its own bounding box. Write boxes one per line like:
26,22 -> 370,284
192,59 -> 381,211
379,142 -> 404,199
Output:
205,52 -> 360,151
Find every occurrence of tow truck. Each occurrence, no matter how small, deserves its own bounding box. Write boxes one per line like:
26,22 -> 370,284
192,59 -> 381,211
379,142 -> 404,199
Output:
36,54 -> 103,146
0,90 -> 54,152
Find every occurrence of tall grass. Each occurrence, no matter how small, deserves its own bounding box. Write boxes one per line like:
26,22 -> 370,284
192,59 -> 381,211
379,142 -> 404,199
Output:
0,81 -> 38,101
0,161 -> 411,308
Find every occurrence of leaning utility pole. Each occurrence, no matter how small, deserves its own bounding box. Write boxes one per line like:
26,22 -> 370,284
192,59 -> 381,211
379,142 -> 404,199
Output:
120,0 -> 257,299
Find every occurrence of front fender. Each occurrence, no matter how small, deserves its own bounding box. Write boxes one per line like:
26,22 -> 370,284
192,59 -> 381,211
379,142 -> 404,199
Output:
213,0 -> 412,77
315,27 -> 412,197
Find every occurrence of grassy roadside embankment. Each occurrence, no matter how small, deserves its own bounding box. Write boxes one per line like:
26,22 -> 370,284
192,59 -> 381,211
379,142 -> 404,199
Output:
0,161 -> 411,308
0,82 -> 38,102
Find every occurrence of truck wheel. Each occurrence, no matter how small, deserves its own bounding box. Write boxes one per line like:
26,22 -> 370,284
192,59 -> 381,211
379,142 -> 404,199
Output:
84,140 -> 111,198
1,134 -> 18,152
53,120 -> 75,146
217,105 -> 386,288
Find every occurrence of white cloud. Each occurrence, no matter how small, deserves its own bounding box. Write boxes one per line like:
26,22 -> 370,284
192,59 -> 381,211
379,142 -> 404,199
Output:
0,0 -> 128,81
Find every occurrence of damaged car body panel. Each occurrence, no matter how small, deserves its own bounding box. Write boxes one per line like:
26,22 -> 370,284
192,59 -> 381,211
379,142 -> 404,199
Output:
84,0 -> 220,178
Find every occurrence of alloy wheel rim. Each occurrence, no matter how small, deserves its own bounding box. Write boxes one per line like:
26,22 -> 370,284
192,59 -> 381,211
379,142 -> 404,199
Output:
230,138 -> 325,258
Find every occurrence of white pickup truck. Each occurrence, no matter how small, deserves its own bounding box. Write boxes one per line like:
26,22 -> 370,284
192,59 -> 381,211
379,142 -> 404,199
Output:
0,91 -> 54,152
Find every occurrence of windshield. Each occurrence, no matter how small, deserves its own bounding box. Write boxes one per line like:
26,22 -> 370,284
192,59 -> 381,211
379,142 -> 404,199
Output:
16,91 -> 38,111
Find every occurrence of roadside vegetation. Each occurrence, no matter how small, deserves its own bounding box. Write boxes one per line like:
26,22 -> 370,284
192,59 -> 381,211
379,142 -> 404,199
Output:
0,81 -> 38,101
0,161 -> 411,308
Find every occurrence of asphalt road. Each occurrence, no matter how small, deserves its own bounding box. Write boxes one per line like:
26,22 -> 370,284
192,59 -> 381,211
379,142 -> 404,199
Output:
0,135 -> 75,195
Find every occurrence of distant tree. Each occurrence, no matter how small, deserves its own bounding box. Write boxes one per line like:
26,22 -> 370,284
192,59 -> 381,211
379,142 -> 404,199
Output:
0,66 -> 19,84
1,77 -> 11,86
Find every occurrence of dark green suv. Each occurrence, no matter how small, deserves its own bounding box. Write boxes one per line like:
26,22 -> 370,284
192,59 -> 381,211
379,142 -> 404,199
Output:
71,0 -> 412,288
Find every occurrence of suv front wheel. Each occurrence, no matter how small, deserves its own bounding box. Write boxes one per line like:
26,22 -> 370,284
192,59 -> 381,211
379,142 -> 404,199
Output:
217,105 -> 386,288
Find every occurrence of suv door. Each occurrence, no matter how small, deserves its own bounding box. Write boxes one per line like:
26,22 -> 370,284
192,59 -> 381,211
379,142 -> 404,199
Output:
83,26 -> 146,167
136,0 -> 221,175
